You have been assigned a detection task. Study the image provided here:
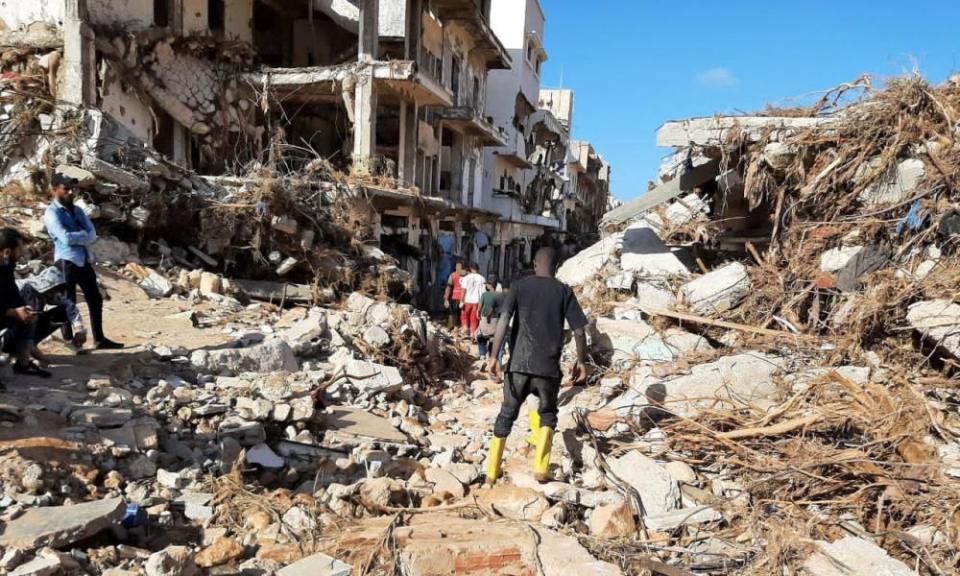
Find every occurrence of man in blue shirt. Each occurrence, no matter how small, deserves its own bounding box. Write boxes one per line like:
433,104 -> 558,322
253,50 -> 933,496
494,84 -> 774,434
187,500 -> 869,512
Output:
43,171 -> 122,350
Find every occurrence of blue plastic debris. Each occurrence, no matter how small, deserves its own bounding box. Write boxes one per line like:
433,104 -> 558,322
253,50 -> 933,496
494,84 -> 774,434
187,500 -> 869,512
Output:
122,503 -> 147,529
896,200 -> 930,235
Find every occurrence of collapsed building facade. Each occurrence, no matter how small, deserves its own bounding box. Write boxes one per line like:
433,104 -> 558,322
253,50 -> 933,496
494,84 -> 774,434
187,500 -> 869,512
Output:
0,0 -> 610,304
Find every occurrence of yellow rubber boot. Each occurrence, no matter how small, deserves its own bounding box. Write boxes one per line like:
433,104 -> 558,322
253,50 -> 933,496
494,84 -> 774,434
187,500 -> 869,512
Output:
526,410 -> 541,445
532,427 -> 555,483
485,436 -> 506,485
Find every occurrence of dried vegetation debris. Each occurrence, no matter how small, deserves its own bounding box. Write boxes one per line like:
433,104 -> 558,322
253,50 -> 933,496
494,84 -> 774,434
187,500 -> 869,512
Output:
553,73 -> 960,575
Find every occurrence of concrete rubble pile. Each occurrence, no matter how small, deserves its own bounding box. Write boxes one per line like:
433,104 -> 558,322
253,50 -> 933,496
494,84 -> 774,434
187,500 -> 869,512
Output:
1,16 -> 959,576
546,74 -> 960,575
0,30 -> 413,305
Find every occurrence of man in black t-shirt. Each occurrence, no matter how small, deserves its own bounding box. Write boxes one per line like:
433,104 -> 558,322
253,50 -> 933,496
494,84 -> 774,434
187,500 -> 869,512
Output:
485,247 -> 588,484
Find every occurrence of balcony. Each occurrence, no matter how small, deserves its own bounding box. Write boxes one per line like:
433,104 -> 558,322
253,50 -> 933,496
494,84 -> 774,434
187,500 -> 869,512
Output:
494,127 -> 533,170
430,0 -> 511,69
438,106 -> 507,146
243,61 -> 454,107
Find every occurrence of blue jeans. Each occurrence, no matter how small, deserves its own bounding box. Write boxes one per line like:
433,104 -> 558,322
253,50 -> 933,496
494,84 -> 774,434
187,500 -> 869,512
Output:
477,334 -> 504,362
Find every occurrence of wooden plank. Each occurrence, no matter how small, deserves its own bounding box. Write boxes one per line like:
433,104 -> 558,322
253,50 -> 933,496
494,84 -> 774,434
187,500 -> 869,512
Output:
639,306 -> 816,341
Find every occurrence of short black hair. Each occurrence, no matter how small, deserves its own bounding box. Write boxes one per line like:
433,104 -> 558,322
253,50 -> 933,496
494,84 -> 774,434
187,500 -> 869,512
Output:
534,246 -> 559,271
0,228 -> 23,250
469,263 -> 479,272
51,171 -> 79,188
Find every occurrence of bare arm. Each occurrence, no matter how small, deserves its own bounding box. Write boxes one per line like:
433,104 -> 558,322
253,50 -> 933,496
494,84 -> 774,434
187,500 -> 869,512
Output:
489,312 -> 510,361
573,327 -> 586,363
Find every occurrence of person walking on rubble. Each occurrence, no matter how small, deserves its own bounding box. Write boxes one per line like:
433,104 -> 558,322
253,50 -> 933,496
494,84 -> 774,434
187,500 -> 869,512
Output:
43,170 -> 123,351
485,247 -> 588,484
459,263 -> 485,338
443,260 -> 465,333
476,280 -> 504,370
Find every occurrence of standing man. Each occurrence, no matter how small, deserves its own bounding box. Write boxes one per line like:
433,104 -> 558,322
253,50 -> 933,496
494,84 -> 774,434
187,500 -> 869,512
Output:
43,170 -> 122,350
459,263 -> 485,338
443,260 -> 465,333
485,247 -> 588,483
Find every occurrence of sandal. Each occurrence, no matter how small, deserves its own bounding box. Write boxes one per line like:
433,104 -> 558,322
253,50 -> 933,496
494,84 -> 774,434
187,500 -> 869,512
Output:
13,361 -> 52,379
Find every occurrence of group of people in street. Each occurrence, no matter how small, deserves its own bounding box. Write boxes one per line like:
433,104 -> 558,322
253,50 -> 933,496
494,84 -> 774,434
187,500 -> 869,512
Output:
0,170 -> 122,387
443,247 -> 589,484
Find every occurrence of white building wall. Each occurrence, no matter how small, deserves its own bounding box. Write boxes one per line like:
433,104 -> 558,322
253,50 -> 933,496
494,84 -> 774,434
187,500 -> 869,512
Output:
0,0 -> 65,29
101,77 -> 153,142
89,0 -> 153,29
482,0 -> 545,222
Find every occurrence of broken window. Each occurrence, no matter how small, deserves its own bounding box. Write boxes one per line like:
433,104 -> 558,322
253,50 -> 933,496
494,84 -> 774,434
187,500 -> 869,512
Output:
154,0 -> 171,27
208,0 -> 225,34
154,108 -> 175,159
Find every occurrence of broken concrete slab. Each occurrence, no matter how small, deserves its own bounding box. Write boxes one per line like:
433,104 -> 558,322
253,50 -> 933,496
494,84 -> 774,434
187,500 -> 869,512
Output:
643,505 -> 722,531
331,358 -> 403,396
556,234 -> 620,286
320,406 -> 409,445
614,351 -> 784,418
635,282 -> 676,310
609,451 -> 680,516
620,221 -> 690,278
69,407 -> 133,428
665,192 -> 710,226
190,339 -> 298,375
477,485 -> 550,521
246,443 -> 285,468
591,318 -> 675,364
860,157 -> 926,206
276,552 -> 352,576
0,497 -> 126,549
820,245 -> 865,273
533,526 -> 624,576
680,262 -> 751,316
907,299 -> 960,360
602,156 -> 719,227
802,536 -> 916,576
657,115 -> 838,147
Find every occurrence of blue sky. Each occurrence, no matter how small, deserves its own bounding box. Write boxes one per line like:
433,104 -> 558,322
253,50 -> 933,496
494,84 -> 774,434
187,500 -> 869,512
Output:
539,0 -> 960,201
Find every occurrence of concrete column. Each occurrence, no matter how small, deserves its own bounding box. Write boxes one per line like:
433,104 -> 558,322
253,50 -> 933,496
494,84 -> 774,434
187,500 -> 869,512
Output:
398,100 -> 418,186
352,0 -> 379,176
405,0 -> 422,61
358,0 -> 379,61
171,0 -> 184,34
62,0 -> 96,106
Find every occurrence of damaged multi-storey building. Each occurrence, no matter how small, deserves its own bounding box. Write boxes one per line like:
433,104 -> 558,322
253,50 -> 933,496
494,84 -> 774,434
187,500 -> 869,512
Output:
483,0 -> 611,282
0,0 -> 609,304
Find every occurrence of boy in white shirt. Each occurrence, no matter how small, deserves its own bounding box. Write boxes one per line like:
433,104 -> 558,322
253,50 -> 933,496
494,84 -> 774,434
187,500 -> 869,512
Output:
459,263 -> 485,337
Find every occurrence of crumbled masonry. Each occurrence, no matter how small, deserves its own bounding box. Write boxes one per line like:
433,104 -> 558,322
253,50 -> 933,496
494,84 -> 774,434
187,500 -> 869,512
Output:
2,4 -> 960,576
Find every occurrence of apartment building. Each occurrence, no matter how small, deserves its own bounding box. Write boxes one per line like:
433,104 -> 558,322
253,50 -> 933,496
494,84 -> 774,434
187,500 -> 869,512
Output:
1,0 -> 608,297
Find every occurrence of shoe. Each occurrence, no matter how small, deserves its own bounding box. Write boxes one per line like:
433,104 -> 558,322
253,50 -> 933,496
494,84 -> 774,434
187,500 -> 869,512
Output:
66,343 -> 90,356
13,361 -> 52,379
95,338 -> 124,350
485,436 -> 506,485
532,427 -> 555,483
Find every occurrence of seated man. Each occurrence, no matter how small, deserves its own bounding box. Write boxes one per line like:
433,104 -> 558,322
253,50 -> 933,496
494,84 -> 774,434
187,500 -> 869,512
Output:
17,266 -> 87,364
0,228 -> 41,379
